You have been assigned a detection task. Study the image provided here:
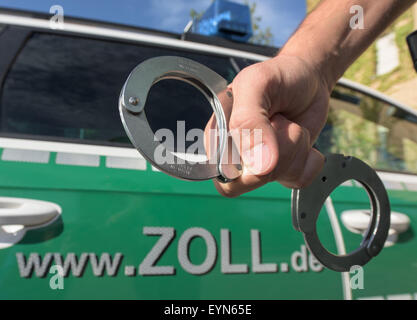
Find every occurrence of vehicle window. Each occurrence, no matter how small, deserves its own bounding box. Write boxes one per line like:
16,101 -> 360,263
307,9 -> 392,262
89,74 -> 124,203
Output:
233,57 -> 257,70
0,32 -> 238,146
316,85 -> 417,175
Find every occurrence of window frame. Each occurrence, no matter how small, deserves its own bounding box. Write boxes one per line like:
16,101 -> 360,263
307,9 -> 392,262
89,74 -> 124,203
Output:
1,21 -> 417,176
0,24 -> 241,148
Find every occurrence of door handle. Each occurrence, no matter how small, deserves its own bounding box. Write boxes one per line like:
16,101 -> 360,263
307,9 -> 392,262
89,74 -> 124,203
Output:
0,197 -> 61,227
341,209 -> 410,246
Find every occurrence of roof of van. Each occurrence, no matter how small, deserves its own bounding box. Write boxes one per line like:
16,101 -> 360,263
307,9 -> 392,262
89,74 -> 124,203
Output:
0,7 -> 279,57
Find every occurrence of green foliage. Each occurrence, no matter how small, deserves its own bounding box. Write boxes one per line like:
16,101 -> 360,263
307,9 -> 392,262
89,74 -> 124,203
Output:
308,2 -> 416,98
321,87 -> 417,174
344,10 -> 415,93
306,0 -> 322,13
344,45 -> 377,87
377,11 -> 415,92
190,8 -> 203,20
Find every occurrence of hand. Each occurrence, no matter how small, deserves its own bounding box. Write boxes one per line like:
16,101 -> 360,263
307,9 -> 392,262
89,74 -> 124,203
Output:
214,54 -> 332,197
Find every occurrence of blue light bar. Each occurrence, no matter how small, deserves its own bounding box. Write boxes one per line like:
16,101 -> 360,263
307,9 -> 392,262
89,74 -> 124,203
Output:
191,0 -> 253,43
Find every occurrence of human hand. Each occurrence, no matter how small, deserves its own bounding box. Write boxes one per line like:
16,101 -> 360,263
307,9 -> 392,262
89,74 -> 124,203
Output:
214,54 -> 332,197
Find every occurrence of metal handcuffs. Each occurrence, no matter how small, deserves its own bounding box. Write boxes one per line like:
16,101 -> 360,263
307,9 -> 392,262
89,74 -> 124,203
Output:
119,56 -> 391,272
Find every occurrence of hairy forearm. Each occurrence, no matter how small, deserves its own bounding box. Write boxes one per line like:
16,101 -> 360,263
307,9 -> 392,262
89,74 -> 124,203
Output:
278,0 -> 416,89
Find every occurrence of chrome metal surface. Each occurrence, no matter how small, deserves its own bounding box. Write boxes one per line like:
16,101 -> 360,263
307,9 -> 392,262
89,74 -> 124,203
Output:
291,154 -> 391,272
119,56 -> 242,181
120,58 -> 390,272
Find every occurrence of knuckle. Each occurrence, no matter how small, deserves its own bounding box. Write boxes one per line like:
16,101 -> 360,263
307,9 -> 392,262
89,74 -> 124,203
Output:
230,114 -> 269,136
284,167 -> 305,186
229,115 -> 256,132
291,123 -> 309,147
214,183 -> 240,198
280,144 -> 310,187
220,190 -> 240,199
279,173 -> 309,189
291,176 -> 309,189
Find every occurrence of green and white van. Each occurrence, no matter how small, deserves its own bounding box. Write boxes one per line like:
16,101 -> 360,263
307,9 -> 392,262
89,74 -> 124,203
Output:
0,8 -> 416,300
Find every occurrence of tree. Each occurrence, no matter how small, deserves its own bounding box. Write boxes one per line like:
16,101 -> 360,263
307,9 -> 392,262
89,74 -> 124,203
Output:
190,8 -> 203,20
190,0 -> 273,46
245,1 -> 273,45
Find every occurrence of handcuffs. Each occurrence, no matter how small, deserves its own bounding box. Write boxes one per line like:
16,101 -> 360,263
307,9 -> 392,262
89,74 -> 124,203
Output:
119,56 -> 391,272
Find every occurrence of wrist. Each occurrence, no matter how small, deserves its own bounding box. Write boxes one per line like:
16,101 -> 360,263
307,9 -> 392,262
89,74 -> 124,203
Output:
274,0 -> 355,92
274,46 -> 337,93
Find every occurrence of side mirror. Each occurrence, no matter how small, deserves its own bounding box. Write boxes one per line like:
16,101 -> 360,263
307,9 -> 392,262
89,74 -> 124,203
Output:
406,31 -> 417,72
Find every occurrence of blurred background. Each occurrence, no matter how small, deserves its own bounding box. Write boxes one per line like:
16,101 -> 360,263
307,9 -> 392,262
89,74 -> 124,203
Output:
308,0 -> 417,111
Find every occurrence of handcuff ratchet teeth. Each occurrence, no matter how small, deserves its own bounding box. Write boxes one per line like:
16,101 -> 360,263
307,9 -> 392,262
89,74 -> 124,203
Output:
119,56 -> 391,272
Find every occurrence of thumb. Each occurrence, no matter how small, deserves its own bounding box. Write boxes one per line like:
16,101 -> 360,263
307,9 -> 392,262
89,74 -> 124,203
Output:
228,86 -> 278,177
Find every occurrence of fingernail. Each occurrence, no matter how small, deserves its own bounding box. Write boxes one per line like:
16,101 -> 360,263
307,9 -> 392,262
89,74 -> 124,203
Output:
242,143 -> 271,175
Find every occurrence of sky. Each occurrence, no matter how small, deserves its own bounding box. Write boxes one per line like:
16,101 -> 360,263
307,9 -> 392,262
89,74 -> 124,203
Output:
0,0 -> 306,46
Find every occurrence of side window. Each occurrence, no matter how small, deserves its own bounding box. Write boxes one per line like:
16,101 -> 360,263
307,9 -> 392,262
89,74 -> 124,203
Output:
316,85 -> 417,175
233,57 -> 257,70
0,32 -> 238,146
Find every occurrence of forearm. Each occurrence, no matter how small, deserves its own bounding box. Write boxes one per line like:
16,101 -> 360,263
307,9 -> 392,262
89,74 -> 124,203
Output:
278,0 -> 416,89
